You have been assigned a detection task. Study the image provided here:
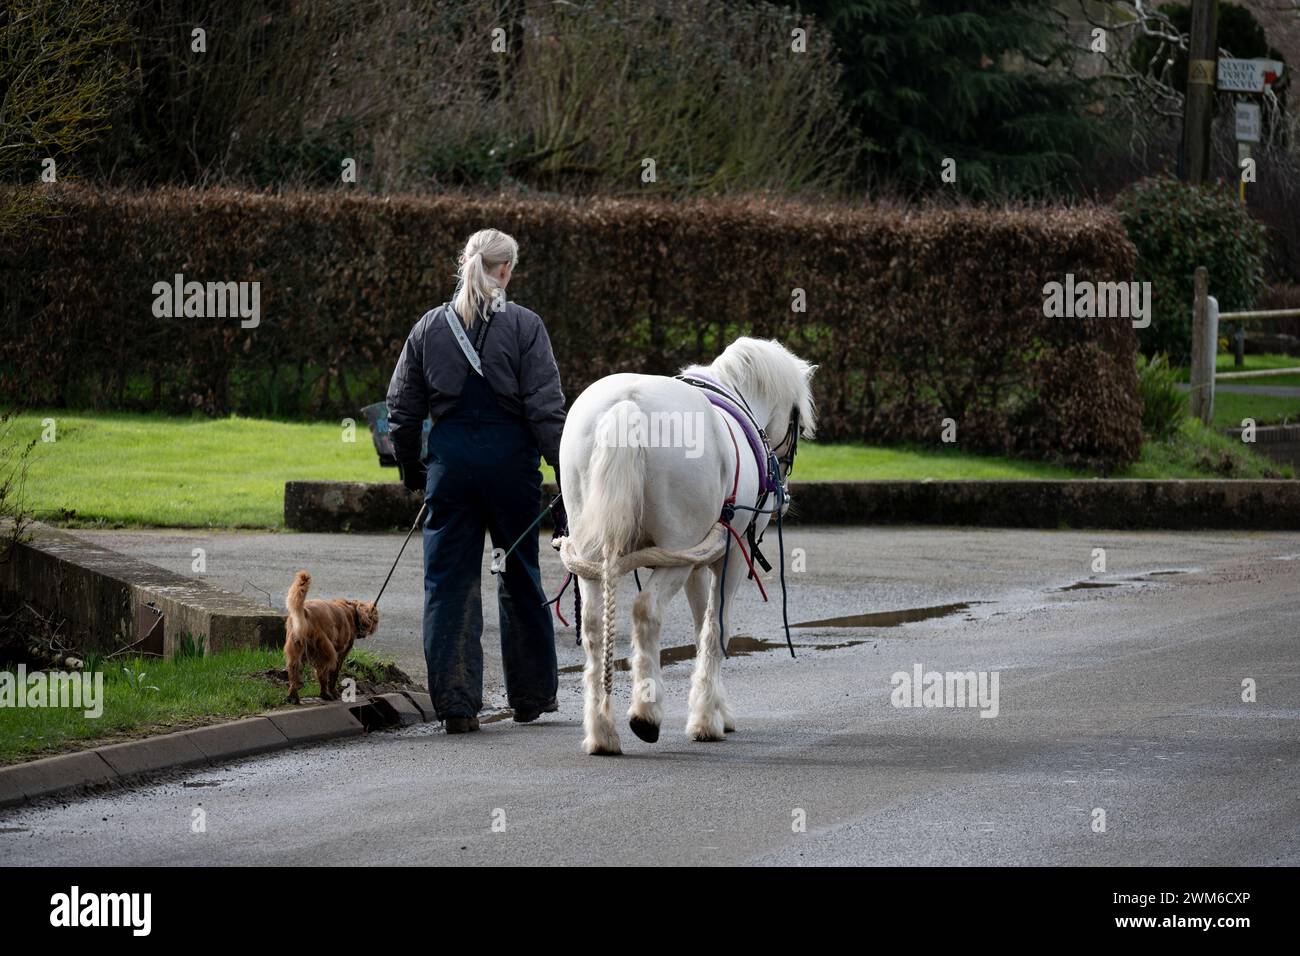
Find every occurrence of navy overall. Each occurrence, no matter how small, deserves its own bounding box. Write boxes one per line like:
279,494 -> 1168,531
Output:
421,362 -> 558,720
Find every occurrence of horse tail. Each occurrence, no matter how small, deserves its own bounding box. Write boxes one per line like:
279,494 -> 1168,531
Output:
575,399 -> 645,563
574,399 -> 645,697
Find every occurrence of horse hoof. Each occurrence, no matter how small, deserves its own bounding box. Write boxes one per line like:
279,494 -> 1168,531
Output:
629,715 -> 660,743
583,734 -> 622,756
687,721 -> 725,742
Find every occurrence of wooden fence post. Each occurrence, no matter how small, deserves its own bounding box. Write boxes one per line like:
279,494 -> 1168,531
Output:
1189,266 -> 1215,425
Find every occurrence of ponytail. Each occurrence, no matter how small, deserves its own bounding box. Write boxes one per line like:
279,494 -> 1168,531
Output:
453,229 -> 518,327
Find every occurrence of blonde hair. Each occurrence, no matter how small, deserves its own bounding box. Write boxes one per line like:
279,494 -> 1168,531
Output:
454,228 -> 518,326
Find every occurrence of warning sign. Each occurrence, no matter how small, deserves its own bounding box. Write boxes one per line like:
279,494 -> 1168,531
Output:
1188,59 -> 1216,86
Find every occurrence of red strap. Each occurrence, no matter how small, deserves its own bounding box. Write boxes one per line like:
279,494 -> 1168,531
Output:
722,522 -> 768,602
552,571 -> 571,626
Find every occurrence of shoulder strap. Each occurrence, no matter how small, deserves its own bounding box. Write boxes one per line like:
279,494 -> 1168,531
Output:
443,302 -> 493,376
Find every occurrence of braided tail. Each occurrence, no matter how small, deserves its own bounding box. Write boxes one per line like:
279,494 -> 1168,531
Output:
601,553 -> 617,698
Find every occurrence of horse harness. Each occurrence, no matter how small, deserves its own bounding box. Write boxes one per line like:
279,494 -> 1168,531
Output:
674,373 -> 800,578
547,373 -> 803,660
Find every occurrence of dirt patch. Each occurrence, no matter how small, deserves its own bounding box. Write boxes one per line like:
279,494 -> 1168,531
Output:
257,657 -> 423,697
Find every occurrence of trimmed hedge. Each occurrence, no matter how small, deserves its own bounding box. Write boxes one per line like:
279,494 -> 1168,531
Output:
1,186 -> 1141,468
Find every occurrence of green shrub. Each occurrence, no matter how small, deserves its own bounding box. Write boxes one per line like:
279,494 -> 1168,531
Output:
1136,353 -> 1187,441
1115,176 -> 1268,364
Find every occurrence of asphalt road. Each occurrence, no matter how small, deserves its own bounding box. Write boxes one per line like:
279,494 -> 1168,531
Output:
3,526 -> 1298,865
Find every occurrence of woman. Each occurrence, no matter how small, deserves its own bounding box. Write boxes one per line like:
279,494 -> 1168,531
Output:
386,229 -> 566,734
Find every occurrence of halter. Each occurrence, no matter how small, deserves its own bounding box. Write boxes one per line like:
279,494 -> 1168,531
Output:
772,407 -> 801,479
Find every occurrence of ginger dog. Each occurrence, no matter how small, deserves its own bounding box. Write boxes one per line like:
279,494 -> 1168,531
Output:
284,571 -> 379,703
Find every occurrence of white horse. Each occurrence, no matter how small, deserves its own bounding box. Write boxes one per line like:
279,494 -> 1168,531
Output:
558,337 -> 816,755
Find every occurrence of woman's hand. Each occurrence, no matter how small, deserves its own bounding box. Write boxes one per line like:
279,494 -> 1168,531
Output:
399,460 -> 427,493
550,497 -> 568,550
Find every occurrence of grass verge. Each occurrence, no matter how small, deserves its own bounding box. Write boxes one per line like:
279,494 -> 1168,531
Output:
1126,418 -> 1289,479
7,408 -> 1291,529
1212,392 -> 1300,430
17,411 -> 388,528
0,648 -> 400,765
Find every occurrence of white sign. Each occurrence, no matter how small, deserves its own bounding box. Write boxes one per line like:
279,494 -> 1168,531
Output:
1235,102 -> 1261,143
1217,58 -> 1284,93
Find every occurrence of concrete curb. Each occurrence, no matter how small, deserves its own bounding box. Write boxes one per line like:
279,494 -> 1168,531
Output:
0,750 -> 117,807
266,703 -> 365,744
403,691 -> 435,722
375,692 -> 425,727
285,478 -> 1300,531
0,691 -> 435,810
96,731 -> 208,778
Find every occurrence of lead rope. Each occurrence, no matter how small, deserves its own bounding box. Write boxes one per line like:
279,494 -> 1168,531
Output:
718,501 -> 794,657
775,479 -> 793,656
545,564 -> 632,638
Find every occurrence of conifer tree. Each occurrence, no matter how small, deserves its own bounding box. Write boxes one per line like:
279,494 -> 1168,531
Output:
802,0 -> 1105,197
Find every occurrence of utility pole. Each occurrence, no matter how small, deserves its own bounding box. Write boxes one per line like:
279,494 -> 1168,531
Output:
1181,0 -> 1219,184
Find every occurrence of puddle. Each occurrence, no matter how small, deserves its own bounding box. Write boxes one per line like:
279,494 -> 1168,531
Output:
792,602 -> 983,629
1060,570 -> 1195,591
558,634 -> 866,673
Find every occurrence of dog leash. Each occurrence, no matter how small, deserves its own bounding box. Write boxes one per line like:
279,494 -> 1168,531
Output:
373,502 -> 428,608
491,493 -> 562,575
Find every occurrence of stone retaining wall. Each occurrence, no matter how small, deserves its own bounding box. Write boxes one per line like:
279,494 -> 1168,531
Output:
284,479 -> 1300,531
0,524 -> 284,658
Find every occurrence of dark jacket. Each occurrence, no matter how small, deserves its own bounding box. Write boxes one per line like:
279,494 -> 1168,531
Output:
386,301 -> 566,469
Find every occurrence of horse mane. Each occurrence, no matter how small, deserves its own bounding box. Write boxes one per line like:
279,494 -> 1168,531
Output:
683,336 -> 817,438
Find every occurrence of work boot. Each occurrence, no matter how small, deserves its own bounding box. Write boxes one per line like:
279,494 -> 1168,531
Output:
513,697 -> 559,724
444,716 -> 480,734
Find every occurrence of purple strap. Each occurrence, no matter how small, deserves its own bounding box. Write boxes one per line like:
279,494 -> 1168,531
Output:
687,373 -> 776,494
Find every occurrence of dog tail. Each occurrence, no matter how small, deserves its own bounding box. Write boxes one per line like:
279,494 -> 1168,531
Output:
286,570 -> 311,634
